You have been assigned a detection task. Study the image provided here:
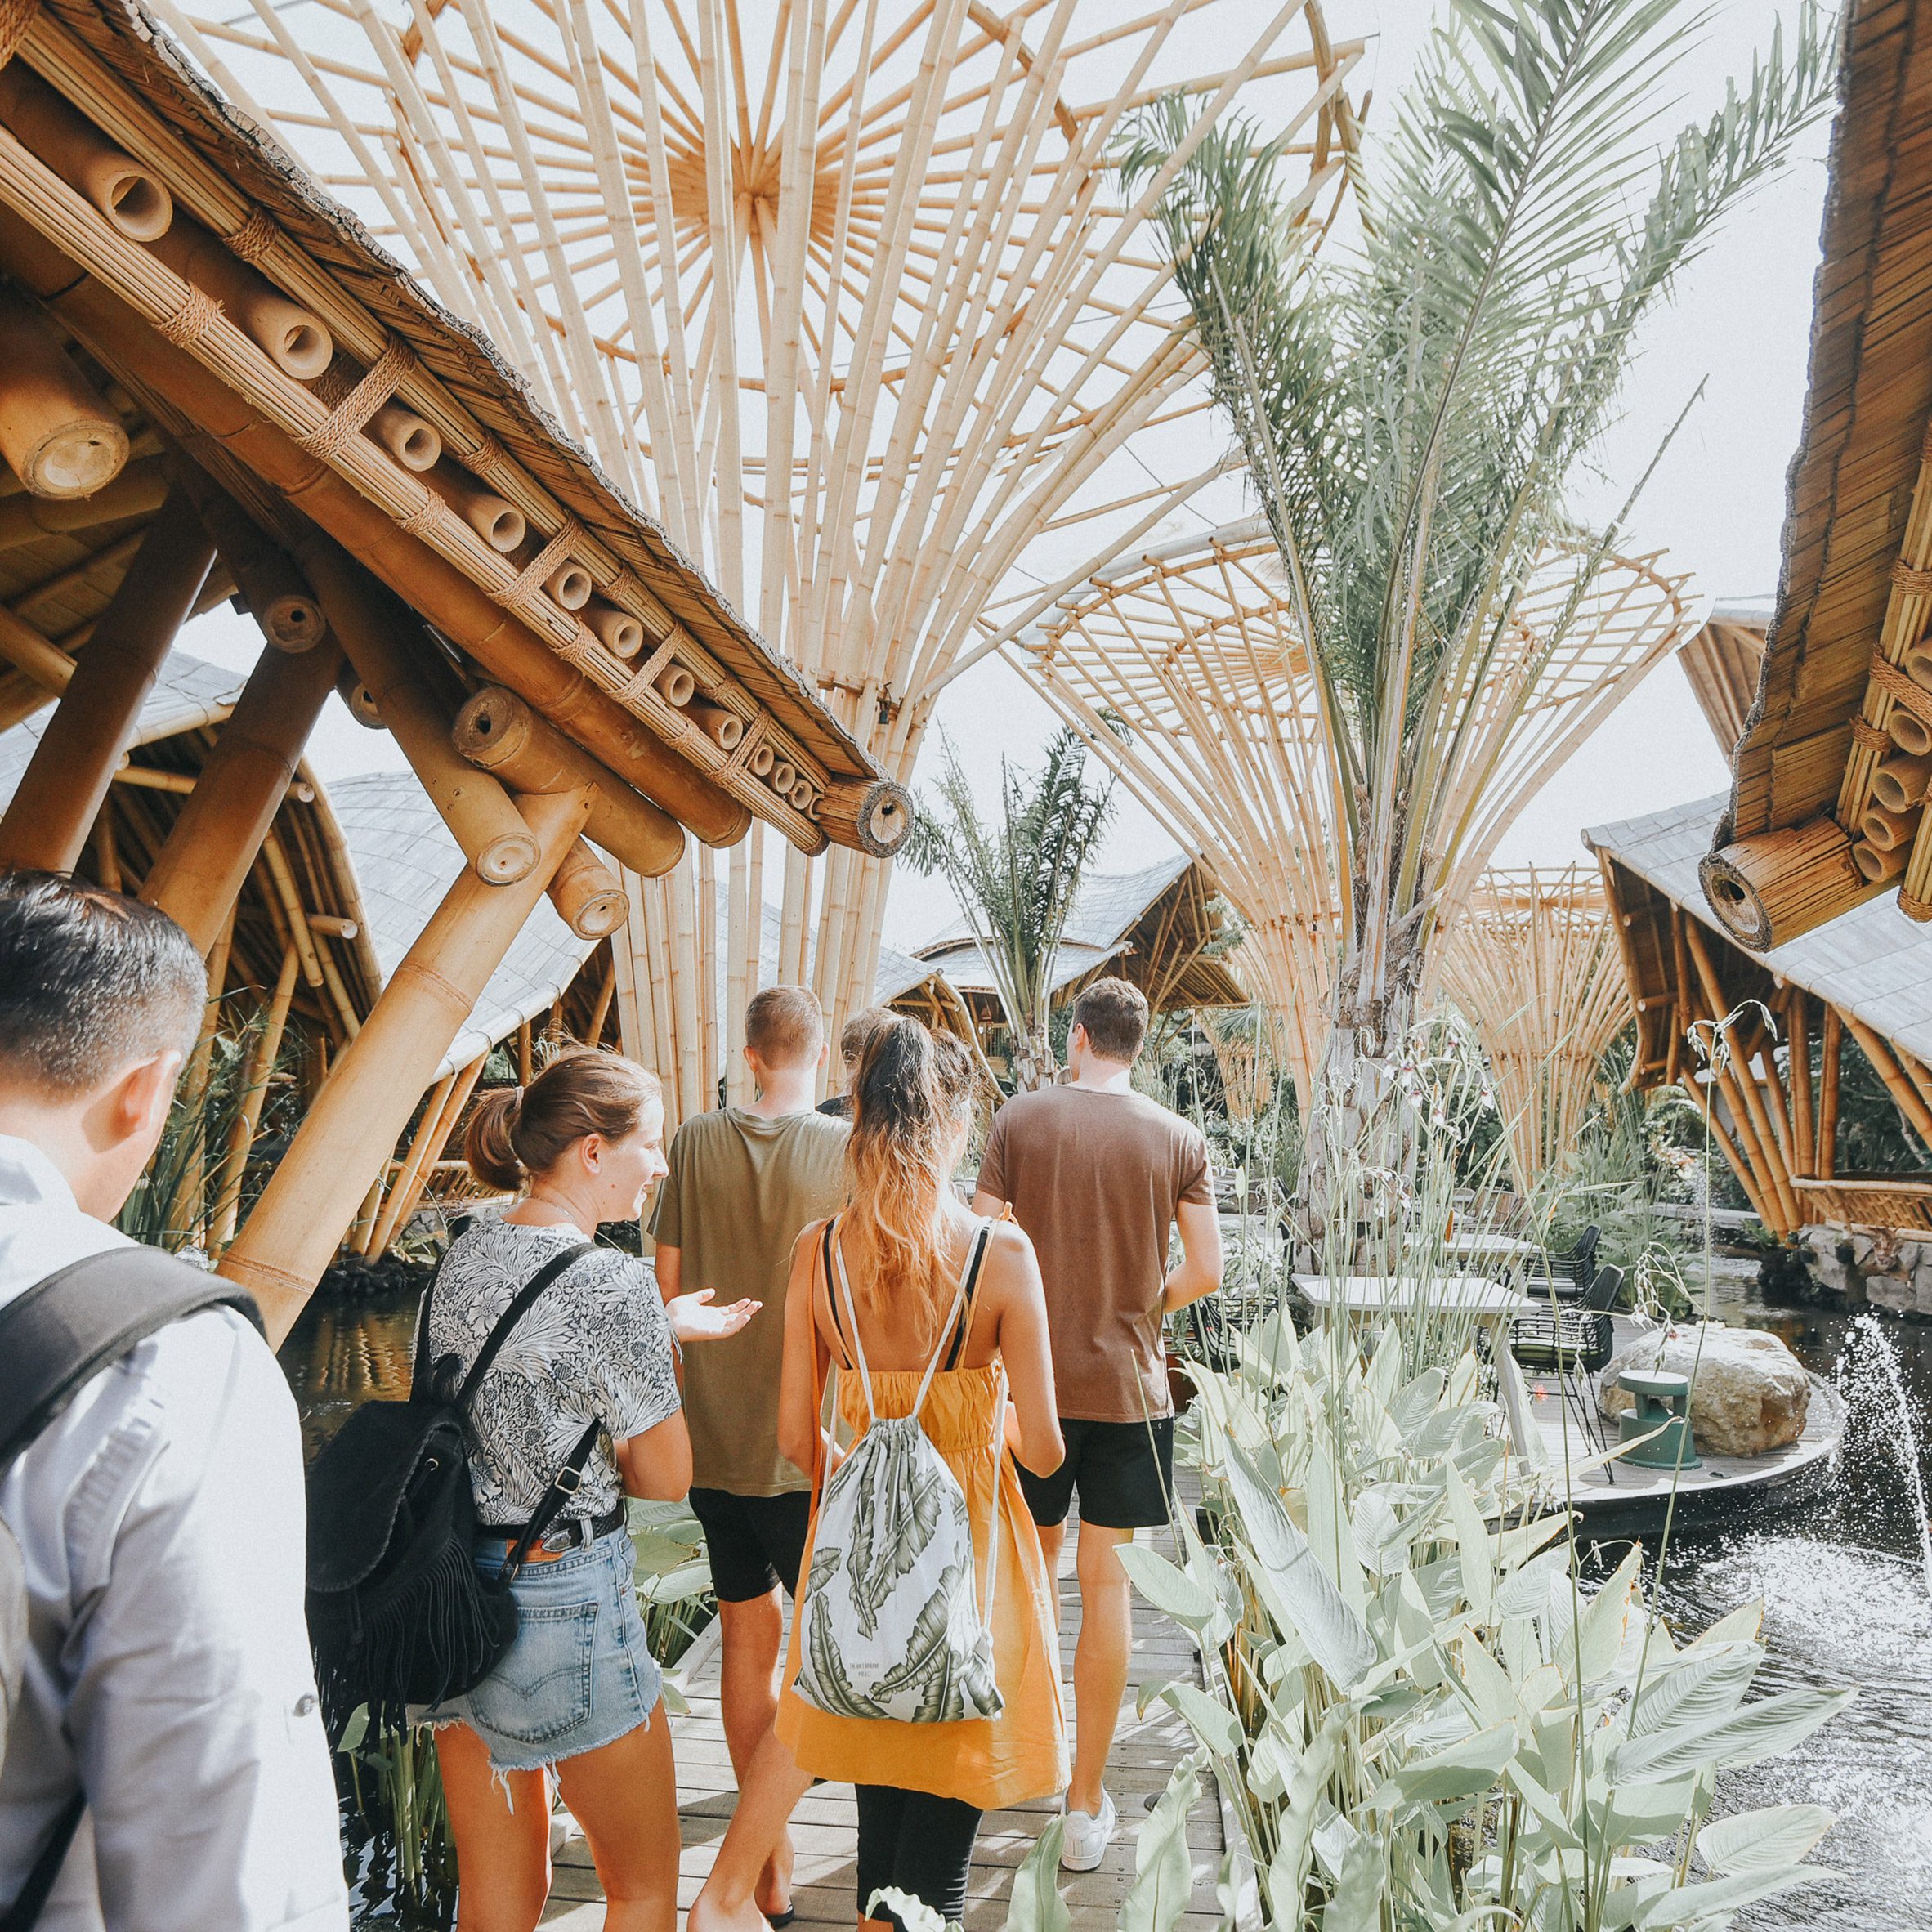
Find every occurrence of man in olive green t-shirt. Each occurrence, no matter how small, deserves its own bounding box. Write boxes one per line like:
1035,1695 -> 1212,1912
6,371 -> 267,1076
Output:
651,986 -> 848,1922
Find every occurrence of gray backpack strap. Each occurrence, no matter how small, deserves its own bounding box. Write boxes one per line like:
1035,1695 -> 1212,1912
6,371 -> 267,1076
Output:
0,1248 -> 262,1931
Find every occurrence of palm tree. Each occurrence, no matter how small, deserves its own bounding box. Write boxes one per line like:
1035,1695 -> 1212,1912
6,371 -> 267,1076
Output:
906,728 -> 1116,1091
1118,0 -> 1835,1180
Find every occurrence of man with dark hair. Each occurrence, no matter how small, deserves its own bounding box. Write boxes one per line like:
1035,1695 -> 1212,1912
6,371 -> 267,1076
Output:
0,872 -> 347,1930
651,984 -> 849,1922
816,1004 -> 892,1120
973,973 -> 1222,1872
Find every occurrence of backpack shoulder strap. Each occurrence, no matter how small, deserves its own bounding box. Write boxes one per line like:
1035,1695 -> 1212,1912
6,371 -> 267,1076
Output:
943,1220 -> 995,1370
0,1248 -> 264,1470
455,1238 -> 596,1411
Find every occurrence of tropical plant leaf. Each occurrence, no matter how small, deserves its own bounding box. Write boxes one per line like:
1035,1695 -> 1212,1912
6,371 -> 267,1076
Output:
1120,1753 -> 1203,1932
1005,1820 -> 1071,1932
1696,1803 -> 1836,1875
1608,1688 -> 1854,1784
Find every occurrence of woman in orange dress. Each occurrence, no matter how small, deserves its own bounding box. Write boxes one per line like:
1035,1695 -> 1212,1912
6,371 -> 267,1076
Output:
690,1018 -> 1068,1932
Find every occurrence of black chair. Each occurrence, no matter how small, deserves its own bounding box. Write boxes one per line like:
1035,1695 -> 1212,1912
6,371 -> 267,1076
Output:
1524,1223 -> 1601,1302
1509,1263 -> 1624,1456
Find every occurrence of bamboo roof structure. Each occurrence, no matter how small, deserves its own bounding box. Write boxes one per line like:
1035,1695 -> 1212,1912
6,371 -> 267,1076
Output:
1591,791 -> 1932,1236
910,851 -> 1246,1025
1433,866 -> 1630,1192
0,0 -> 883,1337
1679,599 -> 1769,755
1020,518 -> 1696,1107
154,0 -> 1367,1104
1699,0 -> 1932,952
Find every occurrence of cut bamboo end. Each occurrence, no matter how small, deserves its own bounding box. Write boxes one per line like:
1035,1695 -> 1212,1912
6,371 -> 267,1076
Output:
423,458 -> 525,551
369,401 -> 440,472
769,758 -> 797,794
687,698 -> 743,749
1699,815 -> 1872,950
451,685 -> 685,879
147,214 -> 332,378
0,453 -> 165,548
309,913 -> 359,939
1853,839 -> 1905,884
788,776 -> 816,812
747,741 -> 776,778
262,589 -> 328,654
336,666 -> 385,729
1859,802 -> 1918,852
0,288 -> 127,498
656,664 -> 695,708
584,600 -> 642,657
546,837 -> 627,938
818,777 -> 915,857
0,66 -> 172,243
544,561 -> 592,610
1890,706 -> 1932,757
1905,637 -> 1932,695
1872,751 -> 1932,814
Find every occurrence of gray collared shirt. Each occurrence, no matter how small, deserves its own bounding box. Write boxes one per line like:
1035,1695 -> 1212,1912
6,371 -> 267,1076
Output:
0,1135 -> 347,1930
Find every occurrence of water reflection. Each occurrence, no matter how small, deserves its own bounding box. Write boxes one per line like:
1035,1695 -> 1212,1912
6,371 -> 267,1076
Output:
277,1287 -> 421,1459
1661,1265 -> 1932,1928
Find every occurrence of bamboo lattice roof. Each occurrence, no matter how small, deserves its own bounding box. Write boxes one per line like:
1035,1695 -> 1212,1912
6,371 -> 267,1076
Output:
1590,791 -> 1932,1070
1711,0 -> 1932,927
1021,517 -> 1694,1101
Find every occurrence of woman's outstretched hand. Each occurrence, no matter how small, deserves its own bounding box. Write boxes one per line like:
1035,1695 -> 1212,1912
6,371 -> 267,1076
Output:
667,1287 -> 759,1342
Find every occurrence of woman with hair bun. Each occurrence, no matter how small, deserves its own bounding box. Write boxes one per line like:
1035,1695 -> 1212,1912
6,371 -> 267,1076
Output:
423,1046 -> 754,1932
691,1017 -> 1067,1932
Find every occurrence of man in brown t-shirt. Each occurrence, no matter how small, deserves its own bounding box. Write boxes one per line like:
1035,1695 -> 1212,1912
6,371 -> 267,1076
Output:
973,976 -> 1221,1872
652,985 -> 849,1922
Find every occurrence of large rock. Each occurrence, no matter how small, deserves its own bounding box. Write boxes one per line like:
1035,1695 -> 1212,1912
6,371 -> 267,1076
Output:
1596,1323 -> 1809,1457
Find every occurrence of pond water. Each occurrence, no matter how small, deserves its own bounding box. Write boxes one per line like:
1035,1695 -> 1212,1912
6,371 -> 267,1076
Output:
279,1268 -> 1932,1928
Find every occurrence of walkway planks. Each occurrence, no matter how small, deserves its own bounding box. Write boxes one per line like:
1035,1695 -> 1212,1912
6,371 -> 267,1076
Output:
541,1515 -> 1225,1930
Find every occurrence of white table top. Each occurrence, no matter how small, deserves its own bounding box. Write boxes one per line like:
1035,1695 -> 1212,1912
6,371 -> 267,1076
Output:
1290,1273 -> 1532,1317
1442,1228 -> 1542,1259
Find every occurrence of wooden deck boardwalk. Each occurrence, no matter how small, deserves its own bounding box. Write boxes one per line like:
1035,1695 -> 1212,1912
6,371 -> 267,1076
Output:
542,1514 -> 1226,1930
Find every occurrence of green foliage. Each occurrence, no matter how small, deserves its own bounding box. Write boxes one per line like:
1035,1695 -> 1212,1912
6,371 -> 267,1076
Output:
904,727 -> 1115,1090
1117,0 -> 1835,1040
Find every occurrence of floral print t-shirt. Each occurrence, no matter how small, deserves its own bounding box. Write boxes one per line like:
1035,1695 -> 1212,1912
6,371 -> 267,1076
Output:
423,1215 -> 680,1527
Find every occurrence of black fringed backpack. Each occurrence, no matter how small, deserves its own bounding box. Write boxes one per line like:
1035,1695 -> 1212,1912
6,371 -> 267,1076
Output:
305,1238 -> 600,1733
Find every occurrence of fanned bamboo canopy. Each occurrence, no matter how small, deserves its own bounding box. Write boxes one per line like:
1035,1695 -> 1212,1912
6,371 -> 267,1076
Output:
154,0 -> 1366,1097
1593,792 -> 1932,1235
1435,867 -> 1630,1191
1702,0 -> 1932,950
1022,518 -> 1694,1106
1679,599 -> 1769,755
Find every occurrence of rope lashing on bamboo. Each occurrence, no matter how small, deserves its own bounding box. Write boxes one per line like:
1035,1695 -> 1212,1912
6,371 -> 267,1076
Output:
1894,560 -> 1932,597
295,337 -> 414,462
1867,649 -> 1932,727
1902,888 -> 1932,921
157,283 -> 223,351
399,488 -> 443,540
463,430 -> 505,478
491,517 -> 583,616
1851,718 -> 1893,752
0,0 -> 36,70
226,208 -> 280,264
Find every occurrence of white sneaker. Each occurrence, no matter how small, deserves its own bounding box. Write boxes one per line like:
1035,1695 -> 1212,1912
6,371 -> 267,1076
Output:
1060,1791 -> 1117,1872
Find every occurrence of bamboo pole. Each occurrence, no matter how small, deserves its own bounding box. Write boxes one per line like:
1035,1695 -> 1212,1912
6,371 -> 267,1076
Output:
148,212 -> 333,378
1842,1013 -> 1932,1157
141,634 -> 342,952
1818,1004 -> 1842,1179
517,1018 -> 534,1087
547,836 -> 627,938
366,1053 -> 486,1256
300,539 -> 539,883
0,453 -> 167,552
0,286 -> 127,497
221,785 -> 592,1340
0,485 -> 212,871
1789,990 -> 1815,1179
587,956 -> 616,1045
209,939 -> 299,1253
179,472 -> 329,653
450,685 -> 684,878
364,1069 -> 455,1258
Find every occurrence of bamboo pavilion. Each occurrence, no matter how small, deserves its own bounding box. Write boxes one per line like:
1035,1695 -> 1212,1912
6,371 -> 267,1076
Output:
154,0 -> 1367,1107
1020,519 -> 1695,1108
1592,794 -> 1932,1237
1434,867 -> 1631,1192
1698,0 -> 1932,951
0,0 -> 892,1341
1679,599 -> 1769,755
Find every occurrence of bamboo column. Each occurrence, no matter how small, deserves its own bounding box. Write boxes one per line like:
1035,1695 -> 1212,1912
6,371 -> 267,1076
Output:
1818,1005 -> 1843,1178
209,940 -> 300,1253
220,785 -> 592,1343
1788,990 -> 1815,1178
0,486 -> 212,870
1843,1013 -> 1932,1158
364,1052 -> 485,1257
141,633 -> 342,952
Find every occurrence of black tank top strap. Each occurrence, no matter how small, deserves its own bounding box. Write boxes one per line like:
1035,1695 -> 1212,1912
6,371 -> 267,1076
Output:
943,1219 -> 994,1370
820,1215 -> 856,1366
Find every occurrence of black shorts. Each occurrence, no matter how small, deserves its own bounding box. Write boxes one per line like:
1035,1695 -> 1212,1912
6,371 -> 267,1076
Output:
1016,1416 -> 1175,1532
688,1487 -> 812,1603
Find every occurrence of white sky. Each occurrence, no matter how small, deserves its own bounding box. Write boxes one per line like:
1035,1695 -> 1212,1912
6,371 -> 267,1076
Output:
173,0 -> 1831,955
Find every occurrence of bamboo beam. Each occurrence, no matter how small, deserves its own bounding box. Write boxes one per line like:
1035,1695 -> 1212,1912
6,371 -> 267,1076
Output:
141,632 -> 342,952
300,539 -> 539,883
547,836 -> 627,938
220,785 -> 592,1341
179,468 -> 329,653
1843,1011 -> 1932,1157
0,484 -> 212,871
1699,815 -> 1875,952
0,285 -> 127,497
0,452 -> 167,551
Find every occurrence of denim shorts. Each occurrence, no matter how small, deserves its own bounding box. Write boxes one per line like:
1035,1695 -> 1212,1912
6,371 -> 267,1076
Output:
425,1524 -> 663,1772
